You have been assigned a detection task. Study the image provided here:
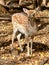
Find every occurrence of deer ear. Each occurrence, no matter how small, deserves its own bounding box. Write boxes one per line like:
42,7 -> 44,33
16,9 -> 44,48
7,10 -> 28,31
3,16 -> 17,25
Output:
23,8 -> 29,16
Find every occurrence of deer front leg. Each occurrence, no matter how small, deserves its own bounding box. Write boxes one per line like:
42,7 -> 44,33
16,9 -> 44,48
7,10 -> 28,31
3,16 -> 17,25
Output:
27,42 -> 30,56
17,33 -> 23,52
30,39 -> 33,55
28,38 -> 33,55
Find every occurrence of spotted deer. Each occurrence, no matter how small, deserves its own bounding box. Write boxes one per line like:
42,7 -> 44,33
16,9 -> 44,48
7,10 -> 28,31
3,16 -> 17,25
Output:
11,8 -> 37,56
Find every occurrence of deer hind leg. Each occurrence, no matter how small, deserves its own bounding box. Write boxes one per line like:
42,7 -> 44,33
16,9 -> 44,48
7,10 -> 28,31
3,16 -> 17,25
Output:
11,29 -> 17,50
17,33 -> 23,52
